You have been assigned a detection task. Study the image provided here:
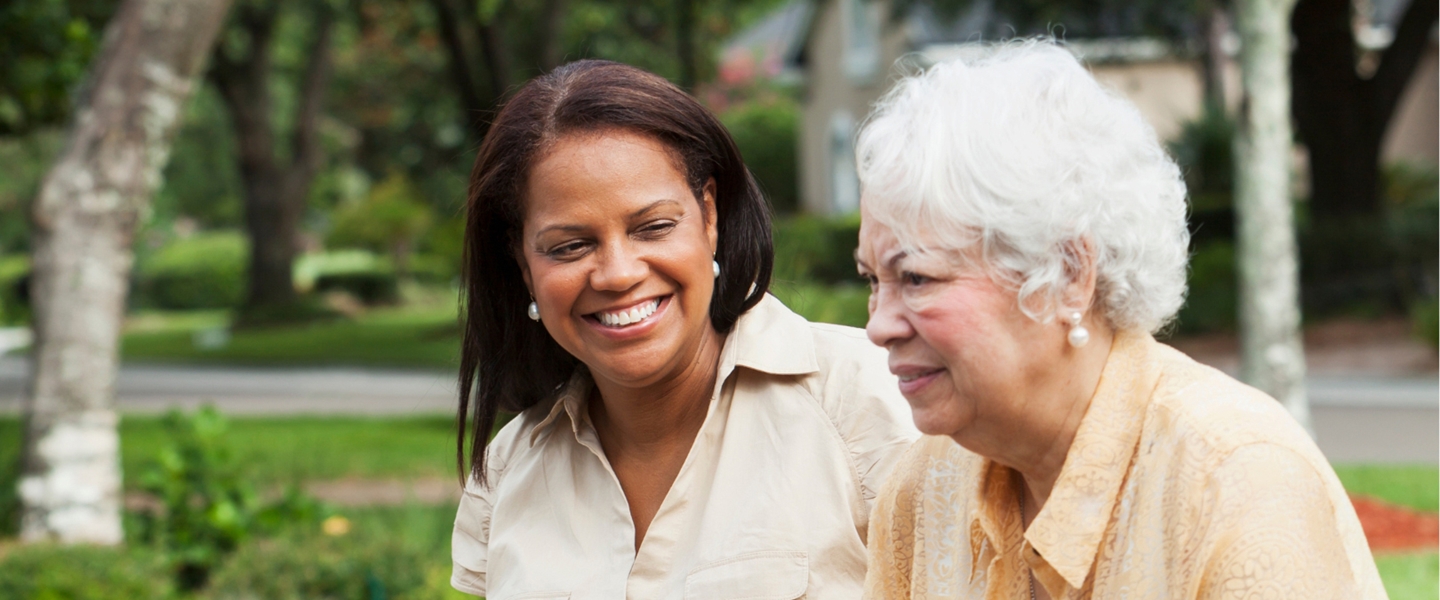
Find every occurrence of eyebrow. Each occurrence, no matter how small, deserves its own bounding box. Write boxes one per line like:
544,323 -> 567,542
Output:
853,248 -> 910,272
532,198 -> 682,239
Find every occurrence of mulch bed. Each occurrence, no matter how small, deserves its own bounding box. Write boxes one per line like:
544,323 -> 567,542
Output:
1351,494 -> 1440,552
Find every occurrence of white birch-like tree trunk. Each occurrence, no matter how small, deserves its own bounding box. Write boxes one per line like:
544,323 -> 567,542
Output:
1233,0 -> 1313,435
20,0 -> 232,544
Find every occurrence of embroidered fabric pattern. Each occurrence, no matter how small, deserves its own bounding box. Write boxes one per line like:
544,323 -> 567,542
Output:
863,331 -> 1387,600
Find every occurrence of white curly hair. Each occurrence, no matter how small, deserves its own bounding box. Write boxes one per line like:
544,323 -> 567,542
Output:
856,40 -> 1191,333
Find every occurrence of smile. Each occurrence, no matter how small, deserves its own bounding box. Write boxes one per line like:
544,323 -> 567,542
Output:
590,297 -> 664,328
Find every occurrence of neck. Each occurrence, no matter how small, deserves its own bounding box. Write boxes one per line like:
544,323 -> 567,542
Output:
959,326 -> 1117,506
588,329 -> 725,452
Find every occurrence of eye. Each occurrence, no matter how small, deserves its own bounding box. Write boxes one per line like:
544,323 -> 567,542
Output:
545,240 -> 591,260
635,220 -> 676,239
902,271 -> 929,287
860,273 -> 879,290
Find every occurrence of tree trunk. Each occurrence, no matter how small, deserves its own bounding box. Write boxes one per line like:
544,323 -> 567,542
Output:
1291,0 -> 1438,218
20,0 -> 231,543
1234,0 -> 1311,435
211,2 -> 335,315
676,0 -> 697,91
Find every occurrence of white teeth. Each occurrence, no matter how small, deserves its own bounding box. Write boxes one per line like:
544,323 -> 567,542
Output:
597,299 -> 660,327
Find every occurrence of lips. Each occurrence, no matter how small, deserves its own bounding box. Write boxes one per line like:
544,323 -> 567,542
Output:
589,297 -> 664,328
892,366 -> 944,395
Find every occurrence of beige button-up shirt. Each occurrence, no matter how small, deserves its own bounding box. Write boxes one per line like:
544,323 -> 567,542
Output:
864,330 -> 1386,599
452,295 -> 920,599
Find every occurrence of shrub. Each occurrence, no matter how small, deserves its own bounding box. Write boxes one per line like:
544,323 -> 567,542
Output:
772,213 -> 862,285
134,407 -> 325,591
138,232 -> 248,310
315,271 -> 399,305
0,254 -> 28,325
721,96 -> 800,214
328,173 -> 434,277
1175,240 -> 1237,334
0,543 -> 174,600
204,532 -> 433,600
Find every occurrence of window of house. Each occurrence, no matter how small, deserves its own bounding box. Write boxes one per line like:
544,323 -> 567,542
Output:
842,0 -> 881,83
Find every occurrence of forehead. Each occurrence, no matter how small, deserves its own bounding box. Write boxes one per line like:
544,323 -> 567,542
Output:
523,130 -> 693,224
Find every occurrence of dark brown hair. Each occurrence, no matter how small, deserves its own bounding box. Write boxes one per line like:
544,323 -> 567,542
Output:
457,60 -> 773,485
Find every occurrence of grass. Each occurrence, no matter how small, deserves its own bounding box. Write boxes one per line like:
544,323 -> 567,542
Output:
1334,464 -> 1440,513
117,414 -> 461,487
120,306 -> 459,370
1377,552 -> 1440,600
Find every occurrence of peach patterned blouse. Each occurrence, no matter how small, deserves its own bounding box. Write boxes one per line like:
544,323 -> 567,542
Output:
863,329 -> 1387,600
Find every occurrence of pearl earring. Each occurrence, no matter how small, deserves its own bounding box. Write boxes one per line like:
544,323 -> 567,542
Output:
527,301 -> 540,322
712,259 -> 720,278
1067,311 -> 1089,348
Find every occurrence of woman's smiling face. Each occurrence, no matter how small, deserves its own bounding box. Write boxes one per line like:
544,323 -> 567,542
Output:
518,129 -> 719,389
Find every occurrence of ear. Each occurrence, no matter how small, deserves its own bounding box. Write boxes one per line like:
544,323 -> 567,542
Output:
1058,236 -> 1099,317
702,177 -> 719,254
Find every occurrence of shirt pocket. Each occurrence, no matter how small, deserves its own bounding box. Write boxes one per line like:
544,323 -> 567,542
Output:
683,550 -> 809,600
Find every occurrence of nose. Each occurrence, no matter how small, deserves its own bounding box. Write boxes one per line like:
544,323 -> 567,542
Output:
589,242 -> 648,292
865,284 -> 913,349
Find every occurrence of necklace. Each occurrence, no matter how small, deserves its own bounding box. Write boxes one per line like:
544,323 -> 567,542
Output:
1019,483 -> 1036,600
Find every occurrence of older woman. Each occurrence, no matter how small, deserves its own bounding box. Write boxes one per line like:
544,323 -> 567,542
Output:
855,43 -> 1384,599
450,60 -> 917,598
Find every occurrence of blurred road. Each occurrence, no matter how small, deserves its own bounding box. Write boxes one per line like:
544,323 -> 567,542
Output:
0,355 -> 1434,463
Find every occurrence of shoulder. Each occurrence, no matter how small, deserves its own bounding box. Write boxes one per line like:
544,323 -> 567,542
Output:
1144,342 -> 1321,465
467,398 -> 562,493
796,320 -> 920,451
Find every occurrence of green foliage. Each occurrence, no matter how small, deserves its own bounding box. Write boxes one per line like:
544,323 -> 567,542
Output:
1376,552 -> 1440,600
0,417 -> 19,536
315,271 -> 400,305
151,85 -> 245,229
1169,101 -> 1234,213
203,531 -> 432,600
0,254 -> 30,326
772,213 -> 863,285
137,232 -> 249,311
328,173 -> 435,275
0,130 -> 64,255
1175,240 -> 1236,334
134,406 -> 326,591
0,543 -> 174,600
721,94 -> 800,213
0,0 -> 112,134
771,282 -> 870,328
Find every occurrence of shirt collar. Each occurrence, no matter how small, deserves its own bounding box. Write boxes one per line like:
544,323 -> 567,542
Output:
966,329 -> 1162,589
527,294 -> 818,447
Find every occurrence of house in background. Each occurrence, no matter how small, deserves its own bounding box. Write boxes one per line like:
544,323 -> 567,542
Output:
728,0 -> 1439,215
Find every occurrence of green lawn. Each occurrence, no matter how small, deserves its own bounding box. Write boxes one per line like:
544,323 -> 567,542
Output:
1378,552 -> 1440,600
120,307 -> 460,370
1334,464 -> 1439,513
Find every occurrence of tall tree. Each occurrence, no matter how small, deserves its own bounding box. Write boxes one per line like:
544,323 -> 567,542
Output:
428,0 -> 569,140
1291,0 -> 1437,218
209,0 -> 336,315
20,0 -> 232,543
1233,0 -> 1310,434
